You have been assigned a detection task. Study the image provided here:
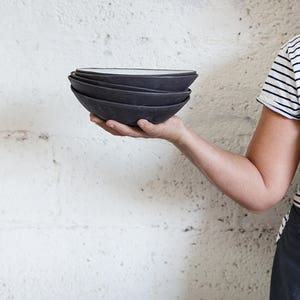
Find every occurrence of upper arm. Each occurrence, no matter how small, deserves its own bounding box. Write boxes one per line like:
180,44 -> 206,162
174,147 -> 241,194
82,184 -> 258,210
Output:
250,35 -> 300,207
246,106 -> 300,206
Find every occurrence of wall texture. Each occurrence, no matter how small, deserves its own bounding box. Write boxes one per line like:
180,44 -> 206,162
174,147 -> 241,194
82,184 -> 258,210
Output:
1,1 -> 300,299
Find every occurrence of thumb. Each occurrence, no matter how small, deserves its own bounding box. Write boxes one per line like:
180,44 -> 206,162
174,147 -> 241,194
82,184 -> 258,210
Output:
137,119 -> 159,137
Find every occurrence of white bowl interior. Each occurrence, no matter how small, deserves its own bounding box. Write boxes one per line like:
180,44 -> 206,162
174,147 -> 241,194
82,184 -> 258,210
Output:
76,68 -> 195,76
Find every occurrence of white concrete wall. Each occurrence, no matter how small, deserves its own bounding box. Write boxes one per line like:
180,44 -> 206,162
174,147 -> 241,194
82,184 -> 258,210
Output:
0,1 -> 299,299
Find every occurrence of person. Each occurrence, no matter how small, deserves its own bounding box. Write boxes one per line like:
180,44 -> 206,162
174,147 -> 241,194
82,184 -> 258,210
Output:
90,35 -> 300,299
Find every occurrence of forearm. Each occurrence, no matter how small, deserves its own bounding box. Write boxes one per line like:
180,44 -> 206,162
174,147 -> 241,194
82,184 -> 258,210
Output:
172,127 -> 271,213
91,107 -> 300,213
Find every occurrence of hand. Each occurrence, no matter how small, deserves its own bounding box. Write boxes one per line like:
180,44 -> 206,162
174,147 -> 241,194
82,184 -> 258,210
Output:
89,113 -> 187,143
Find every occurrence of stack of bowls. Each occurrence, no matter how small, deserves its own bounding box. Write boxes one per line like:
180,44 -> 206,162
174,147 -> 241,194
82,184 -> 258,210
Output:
68,68 -> 198,126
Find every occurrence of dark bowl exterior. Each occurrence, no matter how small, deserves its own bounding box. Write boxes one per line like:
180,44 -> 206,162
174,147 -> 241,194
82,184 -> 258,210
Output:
74,70 -> 198,92
68,76 -> 191,106
70,72 -> 168,93
71,86 -> 190,126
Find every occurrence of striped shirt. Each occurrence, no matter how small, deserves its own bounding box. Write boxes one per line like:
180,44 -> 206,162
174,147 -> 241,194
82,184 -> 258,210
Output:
256,34 -> 300,242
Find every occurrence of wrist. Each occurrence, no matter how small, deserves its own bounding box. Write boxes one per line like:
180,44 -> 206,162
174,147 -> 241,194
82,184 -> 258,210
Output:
167,120 -> 191,145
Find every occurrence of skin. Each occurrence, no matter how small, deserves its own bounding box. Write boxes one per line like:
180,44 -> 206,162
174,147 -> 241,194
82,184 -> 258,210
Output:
90,106 -> 300,213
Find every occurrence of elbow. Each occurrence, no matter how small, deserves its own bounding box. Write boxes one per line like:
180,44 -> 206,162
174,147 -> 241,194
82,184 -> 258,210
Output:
248,207 -> 270,214
245,194 -> 283,214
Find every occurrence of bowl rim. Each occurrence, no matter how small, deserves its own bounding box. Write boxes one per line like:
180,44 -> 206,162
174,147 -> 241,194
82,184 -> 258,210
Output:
71,86 -> 190,109
68,75 -> 191,96
70,72 -> 169,93
75,67 -> 197,77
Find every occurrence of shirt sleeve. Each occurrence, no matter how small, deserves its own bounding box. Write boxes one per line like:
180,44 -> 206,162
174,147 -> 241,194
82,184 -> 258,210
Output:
256,35 -> 300,120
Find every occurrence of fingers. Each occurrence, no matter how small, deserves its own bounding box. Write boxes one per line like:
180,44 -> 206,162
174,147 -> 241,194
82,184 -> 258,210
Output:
137,116 -> 186,142
90,114 -> 148,138
90,113 -> 184,141
137,119 -> 160,137
90,113 -> 105,125
106,120 -> 148,138
90,114 -> 121,136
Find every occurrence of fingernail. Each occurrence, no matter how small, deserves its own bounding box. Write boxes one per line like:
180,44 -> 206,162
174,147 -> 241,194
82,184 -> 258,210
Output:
107,123 -> 114,128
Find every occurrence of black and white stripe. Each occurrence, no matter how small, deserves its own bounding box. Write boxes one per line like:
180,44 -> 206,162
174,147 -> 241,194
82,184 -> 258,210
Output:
293,191 -> 300,208
257,34 -> 300,121
276,209 -> 290,243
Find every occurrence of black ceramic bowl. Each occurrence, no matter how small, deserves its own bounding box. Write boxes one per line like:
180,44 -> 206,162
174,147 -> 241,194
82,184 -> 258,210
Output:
71,87 -> 190,126
68,76 -> 191,106
75,69 -> 198,92
70,72 -> 166,93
